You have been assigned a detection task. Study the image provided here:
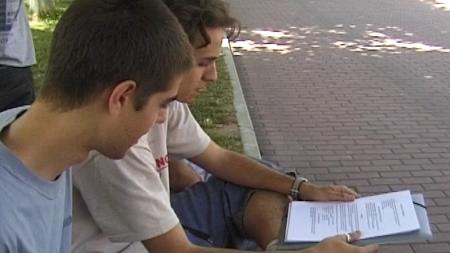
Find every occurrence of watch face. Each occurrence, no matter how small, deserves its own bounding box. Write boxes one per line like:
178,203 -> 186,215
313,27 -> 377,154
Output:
299,177 -> 309,182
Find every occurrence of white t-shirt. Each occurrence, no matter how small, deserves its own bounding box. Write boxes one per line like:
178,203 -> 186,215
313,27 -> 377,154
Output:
72,101 -> 211,253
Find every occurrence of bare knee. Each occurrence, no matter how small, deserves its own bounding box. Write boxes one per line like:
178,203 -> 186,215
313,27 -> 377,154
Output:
242,190 -> 289,248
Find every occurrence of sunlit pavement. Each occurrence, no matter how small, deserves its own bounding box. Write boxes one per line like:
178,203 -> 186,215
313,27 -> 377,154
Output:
228,0 -> 450,252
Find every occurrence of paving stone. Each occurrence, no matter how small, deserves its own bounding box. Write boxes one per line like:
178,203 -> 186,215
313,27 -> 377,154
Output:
229,0 -> 450,250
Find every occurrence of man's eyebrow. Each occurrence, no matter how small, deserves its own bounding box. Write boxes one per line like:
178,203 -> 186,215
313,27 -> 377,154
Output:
202,56 -> 218,61
195,55 -> 220,63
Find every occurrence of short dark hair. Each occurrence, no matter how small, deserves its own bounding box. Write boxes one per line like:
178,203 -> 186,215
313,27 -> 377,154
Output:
39,0 -> 193,110
164,0 -> 240,48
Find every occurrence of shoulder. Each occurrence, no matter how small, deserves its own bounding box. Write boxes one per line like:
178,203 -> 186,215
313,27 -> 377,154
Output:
0,226 -> 14,253
75,136 -> 154,173
168,101 -> 192,118
0,106 -> 29,129
0,185 -> 17,249
167,101 -> 199,131
73,139 -> 161,190
0,164 -> 21,207
0,187 -> 14,215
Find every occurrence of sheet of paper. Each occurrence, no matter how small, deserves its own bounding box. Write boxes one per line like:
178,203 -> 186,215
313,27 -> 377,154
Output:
285,190 -> 420,242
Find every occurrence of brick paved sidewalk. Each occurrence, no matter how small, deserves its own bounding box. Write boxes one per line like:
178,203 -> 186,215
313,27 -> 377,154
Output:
227,0 -> 450,252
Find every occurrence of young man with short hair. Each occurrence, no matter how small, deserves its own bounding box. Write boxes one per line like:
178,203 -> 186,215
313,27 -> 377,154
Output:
0,0 -> 192,252
72,1 -> 379,253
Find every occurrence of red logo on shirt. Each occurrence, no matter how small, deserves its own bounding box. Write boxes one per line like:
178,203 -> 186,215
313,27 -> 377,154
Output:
155,155 -> 169,172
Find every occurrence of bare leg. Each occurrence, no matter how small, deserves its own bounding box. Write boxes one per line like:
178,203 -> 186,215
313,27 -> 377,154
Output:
242,190 -> 290,248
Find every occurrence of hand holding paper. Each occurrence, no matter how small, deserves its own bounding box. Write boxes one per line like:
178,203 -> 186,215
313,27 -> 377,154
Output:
286,190 -> 420,242
308,231 -> 379,253
277,192 -> 431,250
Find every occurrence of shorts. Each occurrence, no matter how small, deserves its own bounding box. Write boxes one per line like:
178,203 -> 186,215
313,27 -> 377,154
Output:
0,66 -> 35,112
170,175 -> 257,249
170,159 -> 282,250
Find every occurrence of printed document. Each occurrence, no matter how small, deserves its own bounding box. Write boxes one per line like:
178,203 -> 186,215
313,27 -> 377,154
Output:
285,190 -> 420,242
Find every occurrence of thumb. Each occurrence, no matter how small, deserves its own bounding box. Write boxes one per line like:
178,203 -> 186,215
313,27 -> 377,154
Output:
360,244 -> 380,253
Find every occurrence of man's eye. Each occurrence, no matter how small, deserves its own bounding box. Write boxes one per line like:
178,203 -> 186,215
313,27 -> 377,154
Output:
197,62 -> 210,67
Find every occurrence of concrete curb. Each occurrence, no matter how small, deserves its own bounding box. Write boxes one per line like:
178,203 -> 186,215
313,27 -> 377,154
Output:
222,39 -> 261,159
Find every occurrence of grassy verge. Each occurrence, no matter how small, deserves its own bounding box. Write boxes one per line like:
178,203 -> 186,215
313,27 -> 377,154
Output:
29,2 -> 243,152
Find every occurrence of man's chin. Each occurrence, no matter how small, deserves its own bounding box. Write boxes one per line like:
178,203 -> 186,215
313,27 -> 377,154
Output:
186,99 -> 196,105
178,96 -> 197,104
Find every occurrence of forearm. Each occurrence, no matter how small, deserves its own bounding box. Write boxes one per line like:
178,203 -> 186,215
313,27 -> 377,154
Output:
192,147 -> 294,195
192,143 -> 358,202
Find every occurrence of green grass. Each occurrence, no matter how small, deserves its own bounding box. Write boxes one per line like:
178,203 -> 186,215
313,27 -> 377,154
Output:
29,0 -> 72,90
29,1 -> 243,152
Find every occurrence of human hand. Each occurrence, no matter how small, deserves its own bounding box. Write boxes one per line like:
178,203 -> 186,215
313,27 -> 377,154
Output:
306,231 -> 379,253
299,183 -> 359,201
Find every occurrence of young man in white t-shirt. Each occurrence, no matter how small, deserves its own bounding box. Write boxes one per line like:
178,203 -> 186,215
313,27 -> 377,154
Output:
72,1 -> 379,253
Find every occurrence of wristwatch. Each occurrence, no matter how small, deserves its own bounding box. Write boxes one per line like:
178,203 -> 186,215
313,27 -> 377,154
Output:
286,172 -> 309,201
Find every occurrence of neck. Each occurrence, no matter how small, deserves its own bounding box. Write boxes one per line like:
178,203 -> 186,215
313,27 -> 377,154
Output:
1,102 -> 96,181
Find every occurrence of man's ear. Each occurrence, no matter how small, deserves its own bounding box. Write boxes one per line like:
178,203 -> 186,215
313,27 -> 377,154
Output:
107,80 -> 137,115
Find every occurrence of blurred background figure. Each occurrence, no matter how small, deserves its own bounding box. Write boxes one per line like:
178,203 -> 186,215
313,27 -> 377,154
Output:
0,0 -> 36,112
